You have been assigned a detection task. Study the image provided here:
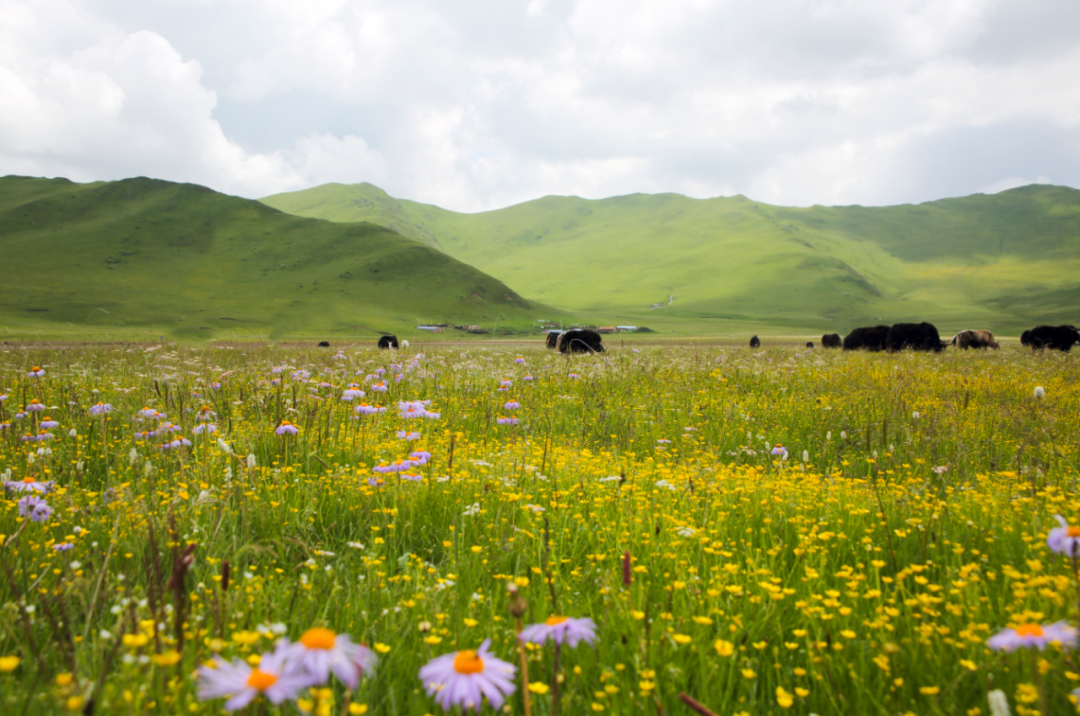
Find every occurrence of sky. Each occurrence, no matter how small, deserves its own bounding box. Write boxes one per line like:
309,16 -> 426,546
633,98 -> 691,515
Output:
1,0 -> 1078,212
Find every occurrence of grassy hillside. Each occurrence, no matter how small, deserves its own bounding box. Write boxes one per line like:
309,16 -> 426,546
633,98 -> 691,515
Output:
0,176 -> 544,341
262,183 -> 1080,335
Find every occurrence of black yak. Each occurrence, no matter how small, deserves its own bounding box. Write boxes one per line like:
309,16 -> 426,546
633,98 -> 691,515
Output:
377,335 -> 399,349
749,335 -> 761,348
1021,330 -> 1032,346
557,329 -> 604,354
1024,325 -> 1080,352
821,333 -> 842,349
545,331 -> 562,350
886,322 -> 943,352
951,329 -> 999,349
806,342 -> 814,348
318,341 -> 330,348
842,325 -> 890,351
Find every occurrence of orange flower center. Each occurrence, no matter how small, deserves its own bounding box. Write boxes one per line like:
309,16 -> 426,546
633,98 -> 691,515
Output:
32,367 -> 40,372
545,615 -> 569,626
22,477 -> 36,484
300,628 -> 336,650
246,669 -> 278,690
281,420 -> 292,426
1015,624 -> 1044,638
453,650 -> 485,674
1068,527 -> 1080,538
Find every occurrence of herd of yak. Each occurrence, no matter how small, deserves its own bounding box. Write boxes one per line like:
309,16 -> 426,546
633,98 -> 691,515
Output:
752,323 -> 1080,353
355,323 -> 1079,355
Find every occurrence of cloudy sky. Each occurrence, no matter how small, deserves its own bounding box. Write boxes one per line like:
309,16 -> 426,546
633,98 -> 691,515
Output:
2,0 -> 1078,212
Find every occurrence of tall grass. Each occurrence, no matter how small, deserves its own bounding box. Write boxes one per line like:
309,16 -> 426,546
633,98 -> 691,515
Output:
1,343 -> 1078,715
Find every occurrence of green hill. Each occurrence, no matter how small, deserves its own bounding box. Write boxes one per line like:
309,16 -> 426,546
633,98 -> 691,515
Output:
0,176 -> 543,341
262,183 -> 1080,335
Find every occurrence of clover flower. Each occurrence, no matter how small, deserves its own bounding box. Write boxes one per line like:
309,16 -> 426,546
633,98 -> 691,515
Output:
284,628 -> 377,690
987,621 -> 1076,651
1048,515 -> 1080,557
276,421 -> 299,436
519,616 -> 597,648
18,495 -> 53,522
197,645 -> 312,711
1035,386 -> 1046,399
419,640 -> 516,712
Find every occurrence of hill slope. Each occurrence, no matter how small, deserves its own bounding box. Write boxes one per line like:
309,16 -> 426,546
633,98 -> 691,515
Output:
0,176 -> 539,340
262,183 -> 1080,334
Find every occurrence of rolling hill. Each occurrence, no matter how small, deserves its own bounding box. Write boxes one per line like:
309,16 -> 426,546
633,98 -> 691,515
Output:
262,183 -> 1080,335
0,176 -> 542,340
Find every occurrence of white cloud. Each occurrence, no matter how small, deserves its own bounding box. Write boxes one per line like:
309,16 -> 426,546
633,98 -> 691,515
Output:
0,0 -> 1077,211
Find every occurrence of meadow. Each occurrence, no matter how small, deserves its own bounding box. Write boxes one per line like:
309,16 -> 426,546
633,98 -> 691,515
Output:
2,342 -> 1080,715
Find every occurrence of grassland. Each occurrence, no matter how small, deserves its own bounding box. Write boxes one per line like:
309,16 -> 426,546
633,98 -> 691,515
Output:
0,176 -> 548,342
262,183 -> 1080,336
2,344 -> 1080,715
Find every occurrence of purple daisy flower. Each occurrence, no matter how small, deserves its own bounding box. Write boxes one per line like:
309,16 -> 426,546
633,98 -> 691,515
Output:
523,375 -> 533,381
193,423 -> 217,435
275,421 -> 299,436
514,356 -> 525,364
401,472 -> 423,482
396,430 -> 421,441
26,399 -> 46,412
88,402 -> 112,416
197,644 -> 311,710
38,417 -> 59,429
771,445 -> 788,459
399,401 -> 428,419
169,437 -> 193,449
18,495 -> 53,523
53,542 -> 74,551
284,628 -> 377,690
419,640 -> 516,712
28,366 -> 45,378
5,476 -> 55,494
409,451 -> 432,465
496,417 -> 519,426
518,616 -> 598,648
1048,515 -> 1080,557
371,382 -> 389,393
367,477 -> 386,488
503,401 -> 520,410
987,621 -> 1077,651
568,373 -> 580,379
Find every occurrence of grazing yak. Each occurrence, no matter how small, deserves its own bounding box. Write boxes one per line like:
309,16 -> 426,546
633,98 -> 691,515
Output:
806,342 -> 814,348
886,322 -> 944,352
318,341 -> 330,348
557,329 -> 604,354
821,333 -> 842,349
545,331 -> 562,350
1024,325 -> 1080,352
749,335 -> 761,348
842,325 -> 890,351
377,335 -> 399,349
951,329 -> 999,350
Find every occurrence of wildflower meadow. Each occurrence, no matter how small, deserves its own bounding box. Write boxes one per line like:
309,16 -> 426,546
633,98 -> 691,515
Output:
2,342 -> 1080,716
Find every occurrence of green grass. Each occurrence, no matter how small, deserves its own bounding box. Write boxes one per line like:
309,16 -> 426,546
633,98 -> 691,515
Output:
3,345 -> 1080,715
0,176 -> 553,341
262,183 -> 1080,336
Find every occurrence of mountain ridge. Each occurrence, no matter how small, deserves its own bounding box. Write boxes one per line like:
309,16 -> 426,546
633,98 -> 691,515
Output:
261,182 -> 1080,333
